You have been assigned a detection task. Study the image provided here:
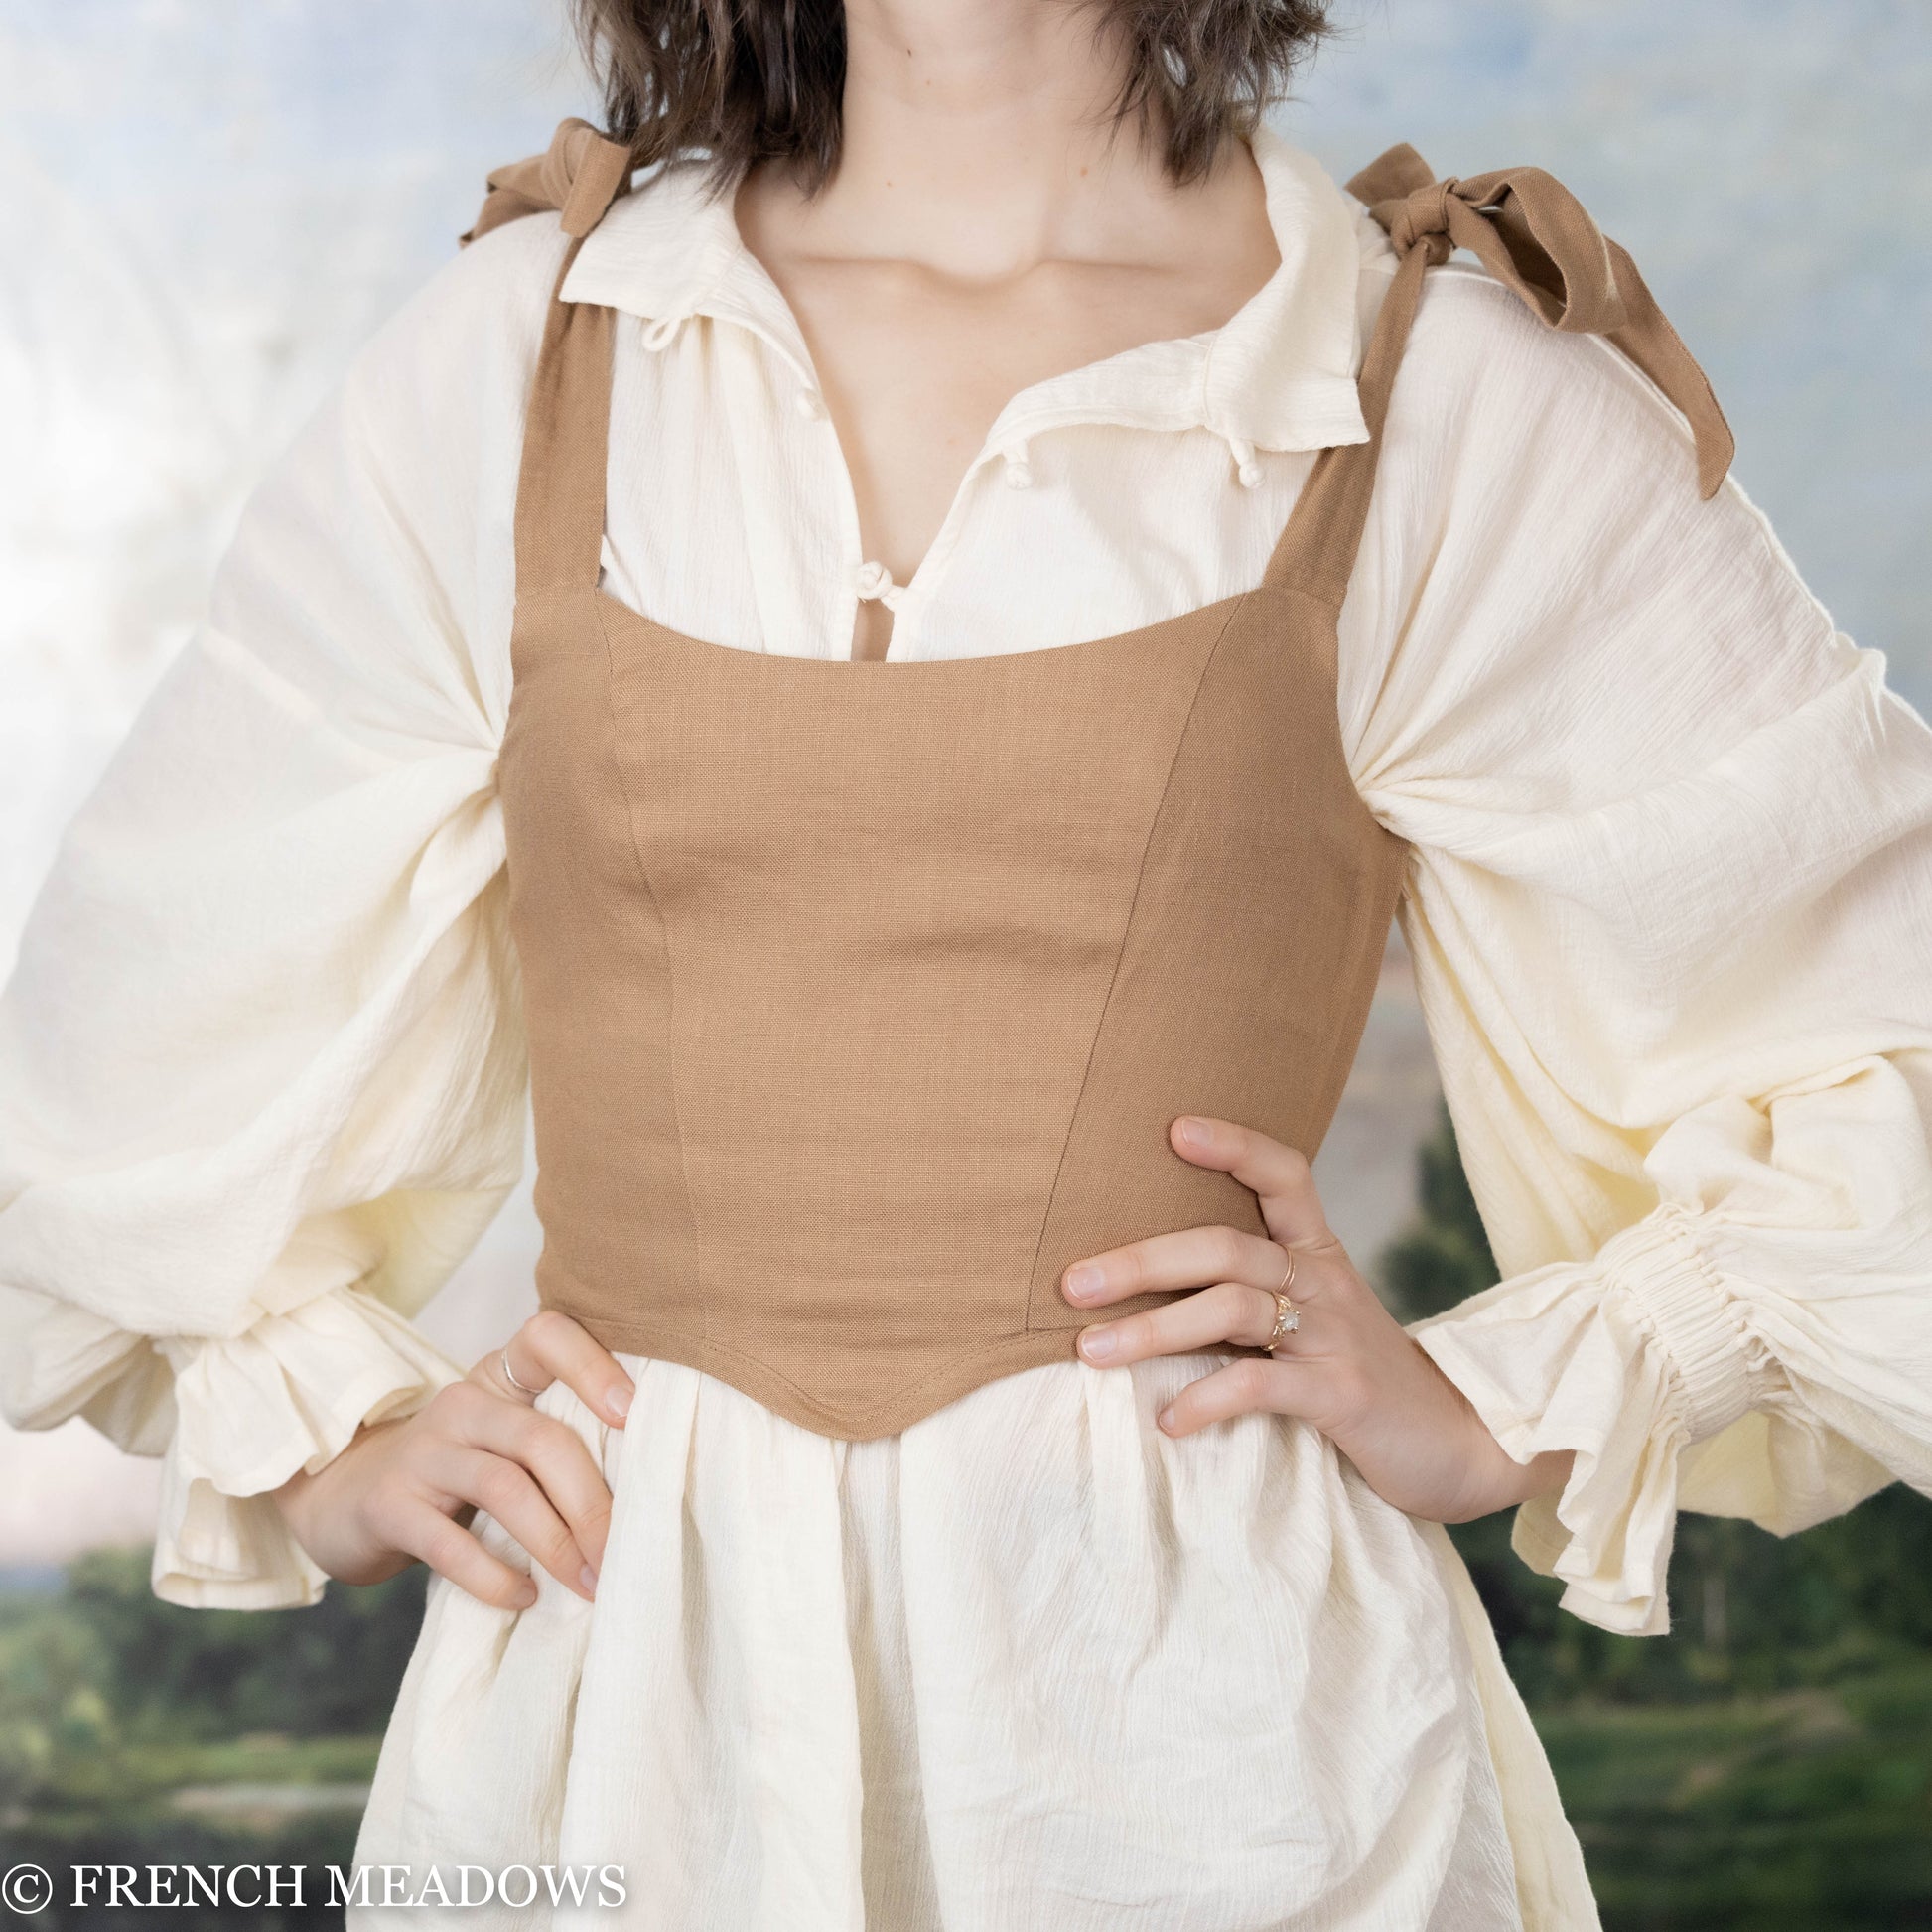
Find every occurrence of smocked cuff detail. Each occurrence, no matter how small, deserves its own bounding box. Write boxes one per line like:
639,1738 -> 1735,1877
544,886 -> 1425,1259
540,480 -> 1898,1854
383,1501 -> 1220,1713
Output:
1410,1201 -> 1758,1639
150,1287 -> 467,1609
1594,1201 -> 1755,1445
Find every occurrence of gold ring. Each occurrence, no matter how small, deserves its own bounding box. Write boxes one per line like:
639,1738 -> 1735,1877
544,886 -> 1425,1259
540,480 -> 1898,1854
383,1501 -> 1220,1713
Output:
499,1344 -> 542,1398
1264,1248 -> 1300,1352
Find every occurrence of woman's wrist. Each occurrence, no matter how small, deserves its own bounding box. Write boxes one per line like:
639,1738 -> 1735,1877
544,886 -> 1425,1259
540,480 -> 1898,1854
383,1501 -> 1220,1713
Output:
1449,1432 -> 1576,1522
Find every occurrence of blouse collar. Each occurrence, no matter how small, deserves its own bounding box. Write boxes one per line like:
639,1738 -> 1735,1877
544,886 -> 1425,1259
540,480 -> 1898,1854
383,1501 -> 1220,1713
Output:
559,120 -> 1372,460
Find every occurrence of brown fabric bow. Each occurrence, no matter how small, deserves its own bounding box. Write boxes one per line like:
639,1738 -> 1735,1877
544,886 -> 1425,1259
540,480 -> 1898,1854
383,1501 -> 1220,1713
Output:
1347,145 -> 1734,499
460,116 -> 636,247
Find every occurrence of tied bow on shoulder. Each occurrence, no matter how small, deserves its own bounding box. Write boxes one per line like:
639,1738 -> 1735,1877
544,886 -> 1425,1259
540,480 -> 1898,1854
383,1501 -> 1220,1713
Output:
460,115 -> 637,245
1348,144 -> 1734,499
457,121 -> 1735,503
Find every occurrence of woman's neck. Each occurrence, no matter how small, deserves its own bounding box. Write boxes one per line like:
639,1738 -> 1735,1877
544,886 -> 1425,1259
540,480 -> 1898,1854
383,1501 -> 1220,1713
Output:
730,0 -> 1282,660
767,0 -> 1254,279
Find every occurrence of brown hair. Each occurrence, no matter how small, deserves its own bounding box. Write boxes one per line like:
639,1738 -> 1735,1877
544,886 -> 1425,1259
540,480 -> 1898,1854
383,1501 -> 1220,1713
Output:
568,0 -> 1334,194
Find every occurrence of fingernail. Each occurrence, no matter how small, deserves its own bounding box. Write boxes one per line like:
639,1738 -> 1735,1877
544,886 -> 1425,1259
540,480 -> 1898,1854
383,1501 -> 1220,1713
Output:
1177,1117 -> 1209,1146
607,1383 -> 632,1419
516,1579 -> 538,1607
1063,1264 -> 1102,1299
580,1564 -> 598,1597
1079,1327 -> 1117,1362
1157,1406 -> 1177,1432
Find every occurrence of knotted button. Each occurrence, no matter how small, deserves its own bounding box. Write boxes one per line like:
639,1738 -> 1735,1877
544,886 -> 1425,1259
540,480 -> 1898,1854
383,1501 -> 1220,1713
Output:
855,560 -> 904,610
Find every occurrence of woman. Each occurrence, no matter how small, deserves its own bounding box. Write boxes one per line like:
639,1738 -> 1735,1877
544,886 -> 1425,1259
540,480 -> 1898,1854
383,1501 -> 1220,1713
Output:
3,2 -> 1929,1927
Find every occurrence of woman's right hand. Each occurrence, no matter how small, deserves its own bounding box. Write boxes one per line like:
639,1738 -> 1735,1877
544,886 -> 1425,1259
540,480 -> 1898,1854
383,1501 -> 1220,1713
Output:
269,1309 -> 636,1610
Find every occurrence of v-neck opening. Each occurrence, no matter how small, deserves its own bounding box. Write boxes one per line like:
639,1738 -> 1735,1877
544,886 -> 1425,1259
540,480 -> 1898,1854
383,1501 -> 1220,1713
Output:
531,129 -> 1423,672
714,155 -> 1304,664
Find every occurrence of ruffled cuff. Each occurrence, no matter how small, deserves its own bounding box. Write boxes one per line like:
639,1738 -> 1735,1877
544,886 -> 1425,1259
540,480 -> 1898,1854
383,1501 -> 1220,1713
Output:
150,1287 -> 468,1609
0,1283 -> 178,1454
1410,1201 -> 1764,1637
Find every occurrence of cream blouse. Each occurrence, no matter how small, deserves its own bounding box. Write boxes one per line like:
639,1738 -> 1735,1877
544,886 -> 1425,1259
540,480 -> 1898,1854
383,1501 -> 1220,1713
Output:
2,118 -> 1931,1928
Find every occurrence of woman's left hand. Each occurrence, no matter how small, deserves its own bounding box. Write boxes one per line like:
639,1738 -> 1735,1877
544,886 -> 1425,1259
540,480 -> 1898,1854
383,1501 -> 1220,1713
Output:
1058,1114 -> 1575,1523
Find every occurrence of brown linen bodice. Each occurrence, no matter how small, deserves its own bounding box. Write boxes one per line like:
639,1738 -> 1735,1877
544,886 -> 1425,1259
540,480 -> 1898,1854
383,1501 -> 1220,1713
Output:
471,122 -> 1733,1441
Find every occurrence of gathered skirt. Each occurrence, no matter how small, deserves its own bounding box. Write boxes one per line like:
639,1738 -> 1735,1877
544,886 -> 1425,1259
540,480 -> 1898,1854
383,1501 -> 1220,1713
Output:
350,1348 -> 1596,1930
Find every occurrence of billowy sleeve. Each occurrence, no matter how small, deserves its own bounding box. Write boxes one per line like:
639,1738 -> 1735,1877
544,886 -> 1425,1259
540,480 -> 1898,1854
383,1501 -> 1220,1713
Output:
0,215 -> 570,1608
1339,262 -> 1932,1637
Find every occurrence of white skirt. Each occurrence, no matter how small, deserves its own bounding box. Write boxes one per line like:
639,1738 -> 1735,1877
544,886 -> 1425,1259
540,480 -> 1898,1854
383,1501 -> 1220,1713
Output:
350,1350 -> 1596,1930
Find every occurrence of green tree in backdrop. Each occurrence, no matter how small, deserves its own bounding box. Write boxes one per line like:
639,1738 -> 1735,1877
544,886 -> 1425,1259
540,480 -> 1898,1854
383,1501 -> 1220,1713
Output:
1379,1097 -> 1932,1926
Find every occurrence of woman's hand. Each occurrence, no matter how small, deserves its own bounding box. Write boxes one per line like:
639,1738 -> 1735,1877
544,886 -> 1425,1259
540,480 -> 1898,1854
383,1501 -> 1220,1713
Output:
1059,1115 -> 1575,1524
269,1308 -> 636,1610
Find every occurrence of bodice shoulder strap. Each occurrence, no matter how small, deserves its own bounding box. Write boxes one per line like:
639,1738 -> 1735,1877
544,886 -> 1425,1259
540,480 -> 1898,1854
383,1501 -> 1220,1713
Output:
1265,142 -> 1735,615
1347,144 -> 1735,499
470,118 -> 638,599
459,116 -> 636,248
